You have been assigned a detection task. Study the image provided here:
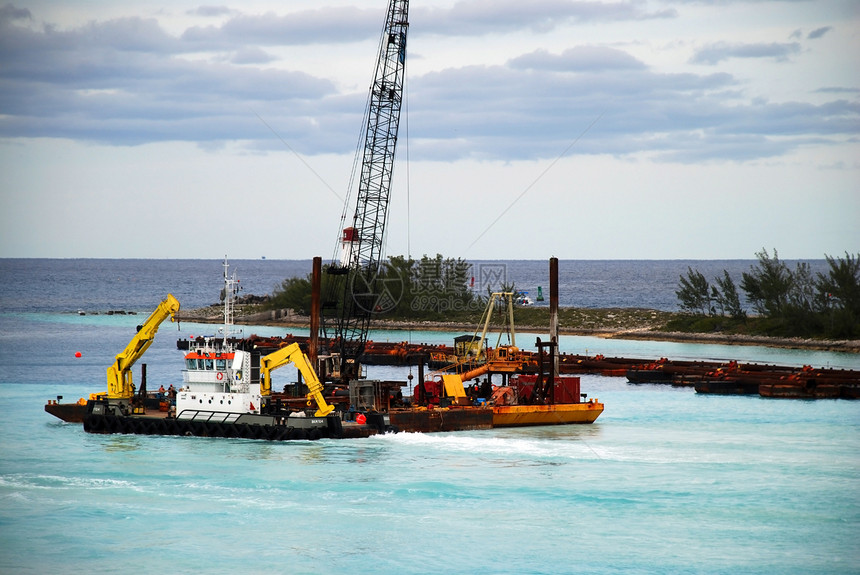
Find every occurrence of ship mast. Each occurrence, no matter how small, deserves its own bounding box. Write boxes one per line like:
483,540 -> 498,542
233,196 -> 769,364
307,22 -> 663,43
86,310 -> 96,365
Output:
220,257 -> 240,347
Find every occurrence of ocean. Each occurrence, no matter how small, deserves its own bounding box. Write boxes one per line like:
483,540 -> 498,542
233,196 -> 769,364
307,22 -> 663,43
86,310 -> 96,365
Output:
1,259 -> 858,574
0,258 -> 834,313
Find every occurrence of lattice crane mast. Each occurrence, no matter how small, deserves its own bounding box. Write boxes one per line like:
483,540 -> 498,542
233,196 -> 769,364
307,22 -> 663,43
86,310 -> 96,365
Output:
322,0 -> 409,382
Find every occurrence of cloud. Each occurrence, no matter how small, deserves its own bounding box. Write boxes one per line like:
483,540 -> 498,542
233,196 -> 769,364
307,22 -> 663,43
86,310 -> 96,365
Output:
0,3 -> 30,21
509,46 -> 647,72
173,0 -> 678,49
187,6 -> 235,18
807,26 -> 832,40
0,7 -> 342,148
416,0 -> 677,35
0,3 -> 856,166
230,46 -> 277,65
691,41 -> 802,64
408,52 -> 860,163
816,86 -> 860,95
181,6 -> 380,47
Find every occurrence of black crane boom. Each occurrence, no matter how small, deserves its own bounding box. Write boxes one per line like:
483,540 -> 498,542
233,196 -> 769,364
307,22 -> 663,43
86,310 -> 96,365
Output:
322,0 -> 409,381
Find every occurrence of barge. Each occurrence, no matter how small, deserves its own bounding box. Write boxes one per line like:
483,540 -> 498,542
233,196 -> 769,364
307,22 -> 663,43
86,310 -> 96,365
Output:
50,259 -> 601,441
49,270 -> 603,439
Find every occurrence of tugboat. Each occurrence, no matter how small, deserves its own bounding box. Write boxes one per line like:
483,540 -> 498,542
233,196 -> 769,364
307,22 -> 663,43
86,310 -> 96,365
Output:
81,260 -> 377,441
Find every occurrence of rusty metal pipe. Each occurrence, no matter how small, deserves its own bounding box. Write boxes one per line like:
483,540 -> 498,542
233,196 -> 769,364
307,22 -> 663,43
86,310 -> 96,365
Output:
550,257 -> 559,378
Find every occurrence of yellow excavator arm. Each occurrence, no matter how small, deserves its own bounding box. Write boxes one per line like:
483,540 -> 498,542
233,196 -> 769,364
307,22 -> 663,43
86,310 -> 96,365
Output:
260,342 -> 334,417
106,294 -> 180,400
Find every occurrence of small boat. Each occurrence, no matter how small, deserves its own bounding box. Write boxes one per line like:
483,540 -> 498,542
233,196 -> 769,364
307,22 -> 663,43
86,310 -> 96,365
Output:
515,291 -> 534,306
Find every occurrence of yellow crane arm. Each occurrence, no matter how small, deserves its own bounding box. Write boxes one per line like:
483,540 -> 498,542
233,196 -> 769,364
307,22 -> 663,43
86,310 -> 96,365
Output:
260,342 -> 334,417
106,294 -> 180,400
467,292 -> 516,361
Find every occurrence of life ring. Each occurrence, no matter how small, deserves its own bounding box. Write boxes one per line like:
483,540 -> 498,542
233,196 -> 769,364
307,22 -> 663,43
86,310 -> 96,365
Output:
235,370 -> 243,381
216,372 -> 223,380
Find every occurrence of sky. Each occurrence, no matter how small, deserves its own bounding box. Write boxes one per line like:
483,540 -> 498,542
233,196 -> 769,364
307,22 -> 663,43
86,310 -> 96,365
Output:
1,0 -> 858,261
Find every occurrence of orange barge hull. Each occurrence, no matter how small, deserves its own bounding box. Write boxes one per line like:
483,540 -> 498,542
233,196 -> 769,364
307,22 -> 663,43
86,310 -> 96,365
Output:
493,401 -> 604,427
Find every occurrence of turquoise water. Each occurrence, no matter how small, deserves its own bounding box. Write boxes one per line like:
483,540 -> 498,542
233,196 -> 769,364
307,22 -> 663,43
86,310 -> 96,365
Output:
2,374 -> 859,574
1,259 -> 858,573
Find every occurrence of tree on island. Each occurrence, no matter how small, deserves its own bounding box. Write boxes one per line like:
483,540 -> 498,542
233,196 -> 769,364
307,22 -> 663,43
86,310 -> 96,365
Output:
676,249 -> 860,338
266,254 -> 483,321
